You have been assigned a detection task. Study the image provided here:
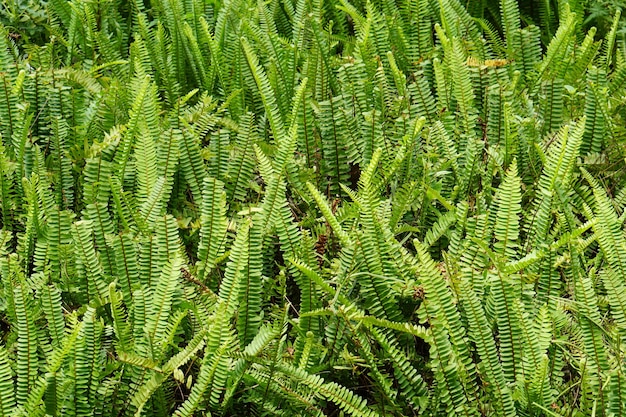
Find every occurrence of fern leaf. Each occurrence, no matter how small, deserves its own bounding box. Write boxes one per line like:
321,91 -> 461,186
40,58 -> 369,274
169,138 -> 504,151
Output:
236,225 -> 263,347
493,161 -> 522,258
241,37 -> 287,145
132,330 -> 206,415
588,177 -> 626,342
145,255 -> 182,349
109,283 -> 133,353
39,285 -> 65,349
14,284 -> 38,407
178,126 -> 207,205
197,177 -> 229,285
172,337 -> 233,416
111,233 -> 140,305
74,307 -> 102,417
0,347 -> 15,416
277,364 -> 380,417
72,220 -> 109,301
218,219 -> 251,317
459,279 -> 516,417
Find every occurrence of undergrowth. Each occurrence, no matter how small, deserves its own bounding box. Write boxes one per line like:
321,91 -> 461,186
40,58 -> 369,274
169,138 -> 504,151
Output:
0,0 -> 626,416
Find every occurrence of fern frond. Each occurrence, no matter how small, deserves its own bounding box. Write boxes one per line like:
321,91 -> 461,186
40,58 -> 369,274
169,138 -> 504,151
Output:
109,282 -> 133,353
132,330 -> 206,415
500,0 -> 521,60
226,113 -> 258,203
493,161 -> 522,258
536,9 -> 577,85
74,307 -> 102,417
14,283 -> 38,407
601,10 -> 621,71
218,219 -> 251,317
369,327 -> 428,411
110,232 -> 140,305
72,220 -> 109,301
145,255 -> 182,350
39,285 -> 64,349
242,37 -> 287,145
0,346 -> 15,417
172,337 -> 232,416
236,224 -> 263,347
277,364 -> 381,417
581,67 -> 609,154
197,177 -> 228,285
178,126 -> 207,206
49,117 -> 74,209
586,173 -> 626,342
458,279 -> 516,417
414,240 -> 478,409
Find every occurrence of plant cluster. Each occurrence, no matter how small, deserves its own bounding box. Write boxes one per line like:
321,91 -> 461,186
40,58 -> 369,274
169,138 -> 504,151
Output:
0,0 -> 626,416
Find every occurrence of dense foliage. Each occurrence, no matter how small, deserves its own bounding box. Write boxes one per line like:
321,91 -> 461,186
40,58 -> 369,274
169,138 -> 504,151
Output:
0,0 -> 626,415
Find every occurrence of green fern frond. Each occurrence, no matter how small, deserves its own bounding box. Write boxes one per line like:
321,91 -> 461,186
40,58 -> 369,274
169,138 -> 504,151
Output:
72,220 -> 109,301
109,282 -> 133,353
110,233 -> 140,305
226,113 -> 258,203
236,224 -> 263,347
49,117 -> 74,209
14,283 -> 38,407
74,307 -> 102,417
585,174 -> 626,342
38,285 -> 64,349
172,336 -> 232,416
242,37 -> 287,145
601,10 -> 621,71
197,177 -> 228,285
581,67 -> 610,154
132,330 -> 206,415
178,126 -> 207,206
145,255 -> 182,350
277,363 -> 381,417
0,346 -> 15,417
414,240 -> 479,409
458,279 -> 516,417
493,161 -> 522,258
218,219 -> 250,317
536,9 -> 577,85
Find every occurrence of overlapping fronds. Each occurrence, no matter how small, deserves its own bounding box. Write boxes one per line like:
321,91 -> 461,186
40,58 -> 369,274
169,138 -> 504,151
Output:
0,0 -> 625,416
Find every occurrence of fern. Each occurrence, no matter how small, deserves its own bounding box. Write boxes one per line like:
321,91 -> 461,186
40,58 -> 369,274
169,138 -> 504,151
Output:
493,161 -> 522,258
586,171 -> 626,343
0,1 -> 625,416
71,220 -> 109,301
14,282 -> 38,406
0,347 -> 15,416
196,177 -> 228,285
458,279 -> 516,417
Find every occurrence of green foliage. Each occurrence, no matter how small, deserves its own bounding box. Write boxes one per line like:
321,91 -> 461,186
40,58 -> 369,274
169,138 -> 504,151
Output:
0,0 -> 625,416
